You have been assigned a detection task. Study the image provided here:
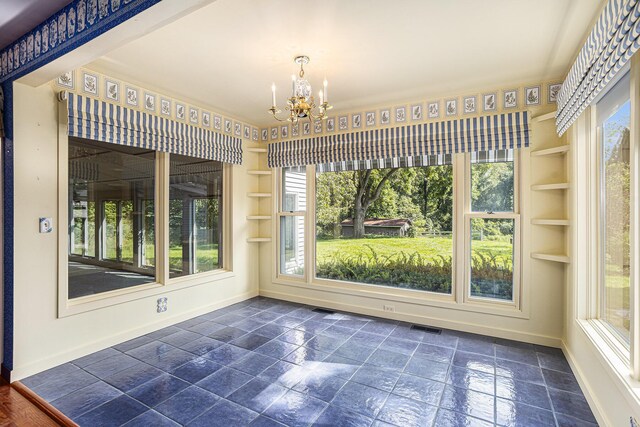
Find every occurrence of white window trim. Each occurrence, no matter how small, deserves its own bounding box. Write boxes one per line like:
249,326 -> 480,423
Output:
57,103 -> 234,318
274,167 -> 307,282
575,57 -> 640,384
463,150 -> 521,309
272,151 -> 528,319
463,212 -> 521,309
585,63 -> 633,362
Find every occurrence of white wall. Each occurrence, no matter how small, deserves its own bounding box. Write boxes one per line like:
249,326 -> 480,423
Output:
11,81 -> 259,380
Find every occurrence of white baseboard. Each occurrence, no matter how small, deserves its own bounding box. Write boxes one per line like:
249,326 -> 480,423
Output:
12,290 -> 258,381
561,341 -> 609,426
260,289 -> 562,348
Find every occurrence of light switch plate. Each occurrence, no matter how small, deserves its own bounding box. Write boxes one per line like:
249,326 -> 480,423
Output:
39,217 -> 52,233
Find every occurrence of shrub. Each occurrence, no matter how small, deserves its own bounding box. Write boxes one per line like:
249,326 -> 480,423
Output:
316,245 -> 513,299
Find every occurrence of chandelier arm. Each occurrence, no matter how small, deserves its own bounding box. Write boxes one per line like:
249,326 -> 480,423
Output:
268,107 -> 289,122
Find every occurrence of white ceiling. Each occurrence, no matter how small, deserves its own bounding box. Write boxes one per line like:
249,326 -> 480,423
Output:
0,0 -> 72,49
88,0 -> 603,126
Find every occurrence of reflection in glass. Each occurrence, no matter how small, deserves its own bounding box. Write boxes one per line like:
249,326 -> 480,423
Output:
280,216 -> 305,276
68,138 -> 155,298
169,155 -> 223,278
597,72 -> 631,341
282,166 -> 307,211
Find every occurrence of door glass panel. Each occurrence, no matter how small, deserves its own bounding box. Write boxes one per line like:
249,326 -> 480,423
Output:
103,200 -> 118,261
121,200 -> 134,263
142,200 -> 155,267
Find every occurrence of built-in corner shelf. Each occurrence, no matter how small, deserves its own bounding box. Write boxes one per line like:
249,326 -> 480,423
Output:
532,111 -> 557,123
531,219 -> 570,226
531,145 -> 569,157
248,170 -> 272,176
531,183 -> 569,191
247,237 -> 272,243
247,192 -> 272,198
246,147 -> 268,153
247,216 -> 271,220
531,252 -> 570,263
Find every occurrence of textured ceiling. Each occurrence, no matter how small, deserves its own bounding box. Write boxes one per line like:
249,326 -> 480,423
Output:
88,0 -> 604,125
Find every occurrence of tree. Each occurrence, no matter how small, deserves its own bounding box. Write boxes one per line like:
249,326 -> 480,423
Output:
352,169 -> 399,238
316,171 -> 356,237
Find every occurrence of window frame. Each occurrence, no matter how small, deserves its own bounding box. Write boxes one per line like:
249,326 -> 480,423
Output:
273,151 -> 527,317
586,64 -> 634,363
275,166 -> 307,281
57,108 -> 234,317
463,150 -> 521,308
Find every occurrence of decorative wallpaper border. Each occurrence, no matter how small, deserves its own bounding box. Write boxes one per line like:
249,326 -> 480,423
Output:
262,81 -> 562,143
0,0 -> 161,83
55,68 -> 261,141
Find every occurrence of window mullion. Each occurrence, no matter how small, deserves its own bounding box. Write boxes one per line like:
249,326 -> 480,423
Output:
454,153 -> 466,304
157,151 -> 169,285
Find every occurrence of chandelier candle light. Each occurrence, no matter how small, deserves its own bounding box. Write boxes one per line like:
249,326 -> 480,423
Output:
269,55 -> 332,123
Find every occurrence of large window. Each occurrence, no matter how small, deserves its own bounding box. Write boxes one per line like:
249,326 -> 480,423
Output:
68,138 -> 155,298
277,151 -> 520,306
68,139 -> 225,299
468,150 -> 518,302
169,155 -> 223,278
596,71 -> 631,342
314,161 -> 454,294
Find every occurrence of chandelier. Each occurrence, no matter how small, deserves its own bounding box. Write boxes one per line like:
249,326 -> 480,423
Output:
269,55 -> 332,123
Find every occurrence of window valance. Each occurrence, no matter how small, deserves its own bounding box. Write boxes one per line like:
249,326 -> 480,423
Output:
556,0 -> 640,136
64,92 -> 243,164
268,111 -> 529,169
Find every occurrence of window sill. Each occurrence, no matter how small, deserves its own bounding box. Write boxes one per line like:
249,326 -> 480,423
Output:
271,276 -> 528,319
59,269 -> 235,317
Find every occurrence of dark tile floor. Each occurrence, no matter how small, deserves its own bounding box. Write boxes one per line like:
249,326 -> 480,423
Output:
22,297 -> 598,426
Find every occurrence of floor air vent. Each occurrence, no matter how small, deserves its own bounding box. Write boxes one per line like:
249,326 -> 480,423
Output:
312,308 -> 336,314
411,324 -> 442,335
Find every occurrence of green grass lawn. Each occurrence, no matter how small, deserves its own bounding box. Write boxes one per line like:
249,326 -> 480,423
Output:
316,235 -> 512,265
109,244 -> 219,272
169,244 -> 219,272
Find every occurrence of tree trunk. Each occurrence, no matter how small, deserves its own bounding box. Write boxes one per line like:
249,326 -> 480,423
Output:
351,168 -> 398,239
353,198 -> 366,238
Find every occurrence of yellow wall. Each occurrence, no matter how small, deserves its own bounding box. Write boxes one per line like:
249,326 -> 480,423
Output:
11,81 -> 259,380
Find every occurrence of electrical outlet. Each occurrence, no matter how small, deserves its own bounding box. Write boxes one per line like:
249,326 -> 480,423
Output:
157,297 -> 168,313
383,305 -> 395,313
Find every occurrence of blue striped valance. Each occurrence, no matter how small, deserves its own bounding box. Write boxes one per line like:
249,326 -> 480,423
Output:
268,111 -> 529,169
556,0 -> 640,135
65,92 -> 242,164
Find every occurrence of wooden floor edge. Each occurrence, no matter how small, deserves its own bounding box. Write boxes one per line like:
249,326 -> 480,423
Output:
12,381 -> 78,427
